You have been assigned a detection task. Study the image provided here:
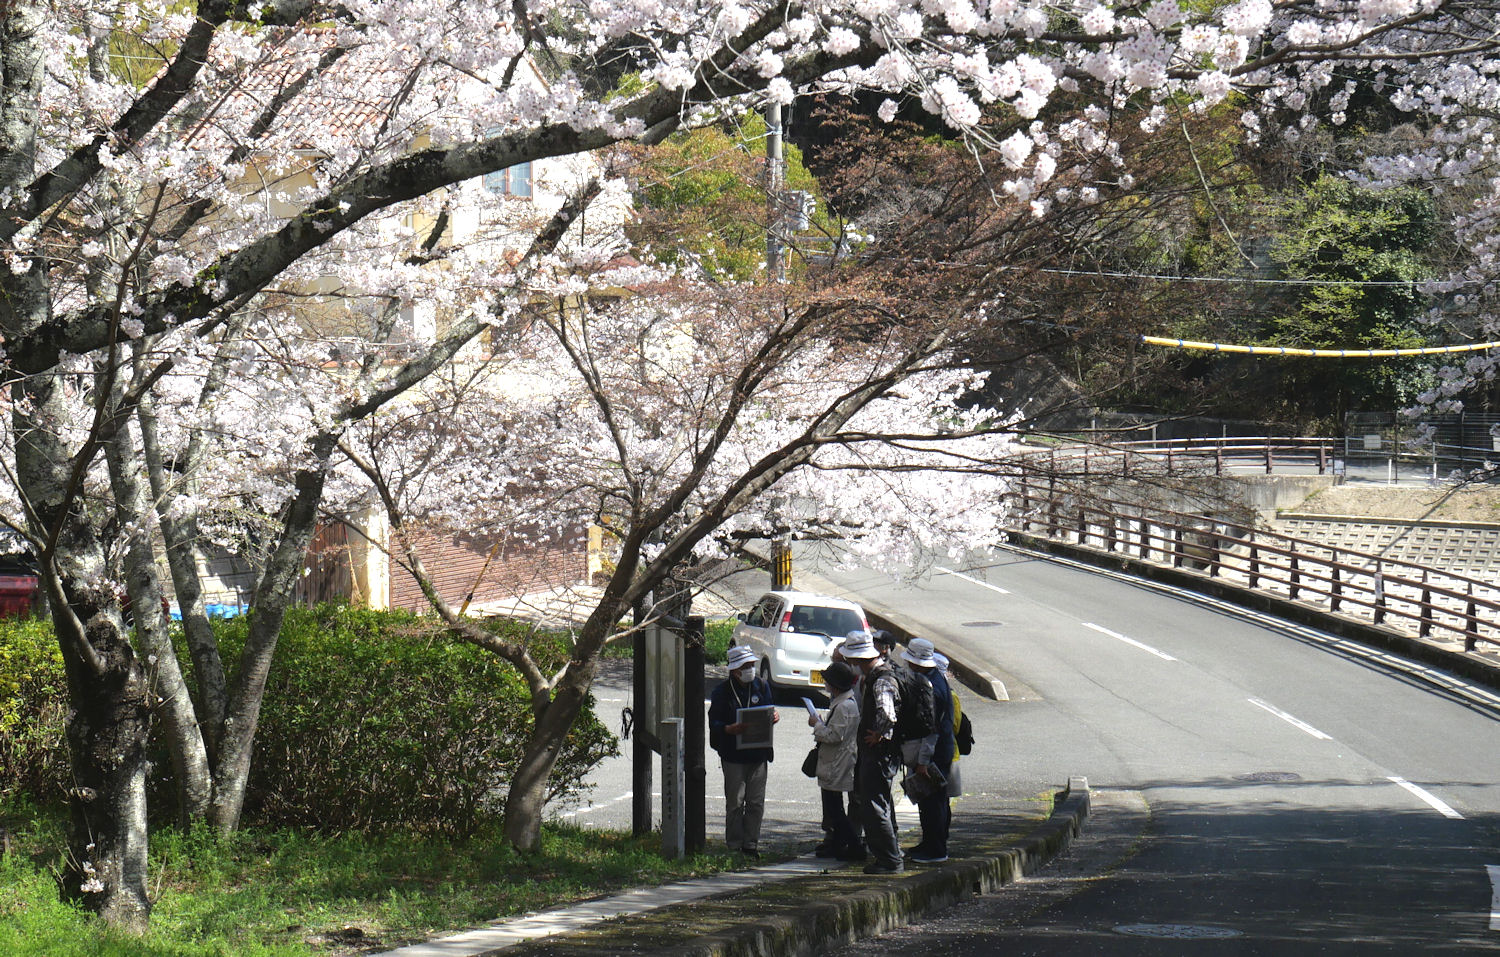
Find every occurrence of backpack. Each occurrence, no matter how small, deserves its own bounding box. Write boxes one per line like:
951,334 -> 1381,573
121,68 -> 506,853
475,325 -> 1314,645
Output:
889,662 -> 935,743
956,711 -> 974,756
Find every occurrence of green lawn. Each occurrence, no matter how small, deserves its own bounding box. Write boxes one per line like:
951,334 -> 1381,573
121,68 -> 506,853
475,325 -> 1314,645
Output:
0,810 -> 755,957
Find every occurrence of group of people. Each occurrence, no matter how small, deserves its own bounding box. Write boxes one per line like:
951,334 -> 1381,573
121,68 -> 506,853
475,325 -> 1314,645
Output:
708,629 -> 961,874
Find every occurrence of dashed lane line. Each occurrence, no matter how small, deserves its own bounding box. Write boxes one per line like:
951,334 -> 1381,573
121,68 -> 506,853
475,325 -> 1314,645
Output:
936,566 -> 1011,595
1246,697 -> 1333,740
1082,622 -> 1178,661
1387,776 -> 1465,820
1487,865 -> 1499,930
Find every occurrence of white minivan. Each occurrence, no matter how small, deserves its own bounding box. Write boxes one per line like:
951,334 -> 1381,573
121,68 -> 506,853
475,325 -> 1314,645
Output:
730,591 -> 870,691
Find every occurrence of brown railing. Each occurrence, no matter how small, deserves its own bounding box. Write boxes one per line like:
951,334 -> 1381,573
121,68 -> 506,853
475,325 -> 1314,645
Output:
1021,437 -> 1336,479
1032,434 -> 1500,482
1008,479 -> 1500,652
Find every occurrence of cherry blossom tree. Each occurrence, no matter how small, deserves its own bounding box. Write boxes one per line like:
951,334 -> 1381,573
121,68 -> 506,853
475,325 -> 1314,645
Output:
335,277 -> 1020,850
4,0 -> 1500,930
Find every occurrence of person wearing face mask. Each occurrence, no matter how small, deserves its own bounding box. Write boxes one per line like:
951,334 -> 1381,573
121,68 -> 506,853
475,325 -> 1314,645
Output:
709,644 -> 779,858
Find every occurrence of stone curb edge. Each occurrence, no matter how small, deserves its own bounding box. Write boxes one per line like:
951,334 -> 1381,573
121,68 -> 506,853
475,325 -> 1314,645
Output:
862,608 -> 1010,702
661,776 -> 1091,957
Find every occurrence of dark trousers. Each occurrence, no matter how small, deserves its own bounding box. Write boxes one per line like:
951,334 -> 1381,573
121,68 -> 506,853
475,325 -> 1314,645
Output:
915,787 -> 950,857
820,788 -> 859,853
854,748 -> 901,869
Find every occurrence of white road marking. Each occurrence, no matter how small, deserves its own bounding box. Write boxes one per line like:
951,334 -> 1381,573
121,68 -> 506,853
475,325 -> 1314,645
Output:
1387,776 -> 1465,820
555,790 -> 634,820
936,566 -> 1010,595
1246,698 -> 1332,740
1487,864 -> 1500,930
1082,622 -> 1177,661
1001,543 -> 1500,716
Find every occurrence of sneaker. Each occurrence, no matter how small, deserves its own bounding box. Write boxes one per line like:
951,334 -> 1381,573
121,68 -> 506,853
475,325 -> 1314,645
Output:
909,853 -> 948,864
813,844 -> 836,858
862,862 -> 902,875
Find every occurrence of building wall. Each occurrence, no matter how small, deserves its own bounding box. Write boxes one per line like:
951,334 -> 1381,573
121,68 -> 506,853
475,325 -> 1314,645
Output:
387,524 -> 589,611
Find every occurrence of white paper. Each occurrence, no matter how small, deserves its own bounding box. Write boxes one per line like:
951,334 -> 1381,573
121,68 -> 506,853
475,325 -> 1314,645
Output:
801,696 -> 822,725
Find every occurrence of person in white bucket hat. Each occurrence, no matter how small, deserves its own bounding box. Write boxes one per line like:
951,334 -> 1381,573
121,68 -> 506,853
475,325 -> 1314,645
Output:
901,638 -> 953,864
708,644 -> 779,857
842,630 -> 904,873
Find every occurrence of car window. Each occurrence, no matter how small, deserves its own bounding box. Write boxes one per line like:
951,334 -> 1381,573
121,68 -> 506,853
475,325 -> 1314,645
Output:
787,604 -> 861,636
747,596 -> 778,628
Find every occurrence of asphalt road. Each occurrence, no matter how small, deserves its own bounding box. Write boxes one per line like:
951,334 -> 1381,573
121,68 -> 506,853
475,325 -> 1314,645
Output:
797,545 -> 1500,954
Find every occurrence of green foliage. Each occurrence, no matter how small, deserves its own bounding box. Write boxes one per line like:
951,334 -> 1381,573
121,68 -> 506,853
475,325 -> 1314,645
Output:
1263,175 -> 1440,418
0,804 -> 746,957
230,605 -> 617,835
0,618 -> 69,804
0,606 -> 617,835
704,618 -> 734,665
632,114 -> 830,280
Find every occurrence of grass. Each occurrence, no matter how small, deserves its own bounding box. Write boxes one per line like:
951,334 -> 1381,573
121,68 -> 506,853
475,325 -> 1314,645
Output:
601,617 -> 736,665
0,805 -> 753,957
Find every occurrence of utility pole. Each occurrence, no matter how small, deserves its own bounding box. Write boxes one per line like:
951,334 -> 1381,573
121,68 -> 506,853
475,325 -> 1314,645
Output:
767,103 -> 792,590
765,101 -> 785,283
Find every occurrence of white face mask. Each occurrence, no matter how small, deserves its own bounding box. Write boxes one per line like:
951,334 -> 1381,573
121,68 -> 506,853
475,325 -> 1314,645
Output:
735,666 -> 756,682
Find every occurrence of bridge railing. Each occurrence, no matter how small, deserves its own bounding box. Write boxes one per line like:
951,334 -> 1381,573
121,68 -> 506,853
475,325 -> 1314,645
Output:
1033,434 -> 1498,482
1009,478 -> 1500,652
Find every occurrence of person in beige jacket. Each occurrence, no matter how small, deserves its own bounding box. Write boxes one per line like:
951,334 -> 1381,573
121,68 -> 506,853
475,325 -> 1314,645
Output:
809,661 -> 862,860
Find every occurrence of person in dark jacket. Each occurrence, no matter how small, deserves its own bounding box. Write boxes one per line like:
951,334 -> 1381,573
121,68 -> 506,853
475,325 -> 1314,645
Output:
842,631 -> 904,874
901,637 -> 954,863
709,644 -> 779,857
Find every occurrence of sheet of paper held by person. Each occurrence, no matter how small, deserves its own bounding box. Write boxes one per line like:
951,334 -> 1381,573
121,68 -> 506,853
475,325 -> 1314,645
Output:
736,706 -> 776,748
801,697 -> 822,725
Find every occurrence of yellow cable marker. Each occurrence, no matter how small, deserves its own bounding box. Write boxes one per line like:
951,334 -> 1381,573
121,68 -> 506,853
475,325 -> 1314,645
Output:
1140,336 -> 1500,357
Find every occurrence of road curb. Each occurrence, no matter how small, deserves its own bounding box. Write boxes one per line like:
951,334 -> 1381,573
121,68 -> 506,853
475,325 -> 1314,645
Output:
650,777 -> 1090,957
863,609 -> 1010,701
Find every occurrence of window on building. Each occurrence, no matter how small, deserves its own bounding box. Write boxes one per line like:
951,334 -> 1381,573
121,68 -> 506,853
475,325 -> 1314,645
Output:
483,161 -> 532,198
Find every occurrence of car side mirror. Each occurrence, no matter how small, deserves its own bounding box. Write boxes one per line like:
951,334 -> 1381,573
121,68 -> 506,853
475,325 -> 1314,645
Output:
736,612 -> 747,622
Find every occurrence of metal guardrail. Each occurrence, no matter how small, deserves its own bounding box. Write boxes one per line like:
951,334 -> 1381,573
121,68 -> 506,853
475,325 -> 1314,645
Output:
1034,436 -> 1335,477
1008,479 -> 1500,652
1030,434 -> 1500,483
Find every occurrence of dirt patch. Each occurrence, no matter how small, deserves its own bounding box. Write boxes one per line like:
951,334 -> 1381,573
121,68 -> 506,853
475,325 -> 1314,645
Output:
1290,483 -> 1500,524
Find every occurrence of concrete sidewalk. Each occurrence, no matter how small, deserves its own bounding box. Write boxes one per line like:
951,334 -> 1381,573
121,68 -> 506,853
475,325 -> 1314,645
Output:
375,780 -> 1089,957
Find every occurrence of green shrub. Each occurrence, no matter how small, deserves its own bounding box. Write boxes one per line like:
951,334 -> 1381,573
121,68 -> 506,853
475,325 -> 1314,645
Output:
1,606 -> 617,836
235,605 -> 617,835
0,618 -> 68,804
704,618 -> 734,665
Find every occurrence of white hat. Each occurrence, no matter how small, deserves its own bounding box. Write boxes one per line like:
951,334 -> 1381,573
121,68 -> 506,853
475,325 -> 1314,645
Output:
727,645 -> 758,671
933,652 -> 950,671
839,633 -> 880,659
901,637 -> 936,668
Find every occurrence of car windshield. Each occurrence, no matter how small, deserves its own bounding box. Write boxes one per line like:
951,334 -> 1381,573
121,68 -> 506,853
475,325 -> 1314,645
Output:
787,605 -> 862,637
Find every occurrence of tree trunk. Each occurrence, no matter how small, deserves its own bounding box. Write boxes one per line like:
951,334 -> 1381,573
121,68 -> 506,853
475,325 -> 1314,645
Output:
503,654 -> 601,851
14,376 -> 153,930
59,616 -> 153,932
207,434 -> 337,833
139,392 -> 231,763
104,395 -> 213,824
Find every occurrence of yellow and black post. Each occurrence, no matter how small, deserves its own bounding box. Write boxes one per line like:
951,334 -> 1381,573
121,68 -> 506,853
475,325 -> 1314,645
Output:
771,537 -> 792,590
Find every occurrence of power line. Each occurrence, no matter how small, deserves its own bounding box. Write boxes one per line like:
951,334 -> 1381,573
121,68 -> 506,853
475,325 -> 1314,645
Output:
1031,265 -> 1473,288
1141,335 -> 1500,357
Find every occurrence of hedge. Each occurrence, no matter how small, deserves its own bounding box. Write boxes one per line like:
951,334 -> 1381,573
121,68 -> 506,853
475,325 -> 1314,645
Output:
0,606 -> 617,836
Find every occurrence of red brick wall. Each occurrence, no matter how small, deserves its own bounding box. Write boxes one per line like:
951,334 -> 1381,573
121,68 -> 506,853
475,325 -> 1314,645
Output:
389,524 -> 587,611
